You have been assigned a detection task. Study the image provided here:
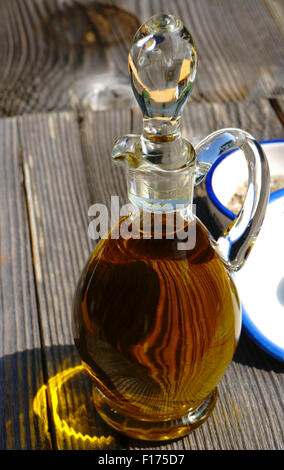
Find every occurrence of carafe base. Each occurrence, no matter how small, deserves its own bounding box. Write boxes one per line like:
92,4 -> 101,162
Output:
92,387 -> 218,441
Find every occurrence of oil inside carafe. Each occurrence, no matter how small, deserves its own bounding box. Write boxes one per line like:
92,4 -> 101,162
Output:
72,213 -> 241,436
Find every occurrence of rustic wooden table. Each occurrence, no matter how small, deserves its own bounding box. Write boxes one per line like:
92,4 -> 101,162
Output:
0,0 -> 283,451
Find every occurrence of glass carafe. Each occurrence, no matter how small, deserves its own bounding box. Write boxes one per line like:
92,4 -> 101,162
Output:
72,14 -> 270,441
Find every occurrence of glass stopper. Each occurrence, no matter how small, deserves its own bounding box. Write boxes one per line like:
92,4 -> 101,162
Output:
128,13 -> 197,121
112,14 -> 197,173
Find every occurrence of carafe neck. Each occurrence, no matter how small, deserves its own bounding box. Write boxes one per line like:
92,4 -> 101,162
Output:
141,117 -> 186,170
126,144 -> 196,214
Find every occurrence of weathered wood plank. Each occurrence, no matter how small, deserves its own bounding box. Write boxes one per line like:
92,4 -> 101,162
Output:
80,102 -> 284,450
0,117 -> 51,449
0,0 -> 139,116
0,0 -> 283,116
18,112 -> 121,450
182,98 -> 284,145
79,108 -> 132,207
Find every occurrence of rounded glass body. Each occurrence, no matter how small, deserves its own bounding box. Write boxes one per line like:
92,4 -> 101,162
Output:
72,213 -> 241,440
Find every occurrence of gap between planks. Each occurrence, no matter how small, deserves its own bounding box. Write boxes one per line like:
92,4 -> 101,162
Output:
269,98 -> 284,129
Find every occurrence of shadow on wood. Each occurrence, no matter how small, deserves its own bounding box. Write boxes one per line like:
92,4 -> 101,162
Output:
233,331 -> 284,373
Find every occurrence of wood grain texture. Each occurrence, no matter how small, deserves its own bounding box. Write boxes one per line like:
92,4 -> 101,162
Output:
0,117 -> 51,449
0,0 -> 139,116
0,0 -> 283,116
185,98 -> 284,145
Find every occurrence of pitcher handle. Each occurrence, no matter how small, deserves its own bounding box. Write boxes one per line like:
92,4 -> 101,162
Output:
195,128 -> 270,271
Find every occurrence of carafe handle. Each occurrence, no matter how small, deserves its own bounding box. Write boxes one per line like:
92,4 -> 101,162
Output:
195,128 -> 270,271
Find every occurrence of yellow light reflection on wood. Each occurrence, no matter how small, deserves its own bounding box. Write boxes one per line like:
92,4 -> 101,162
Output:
33,365 -> 114,447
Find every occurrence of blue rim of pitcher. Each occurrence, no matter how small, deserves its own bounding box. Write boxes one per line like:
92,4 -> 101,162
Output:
205,139 -> 284,362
